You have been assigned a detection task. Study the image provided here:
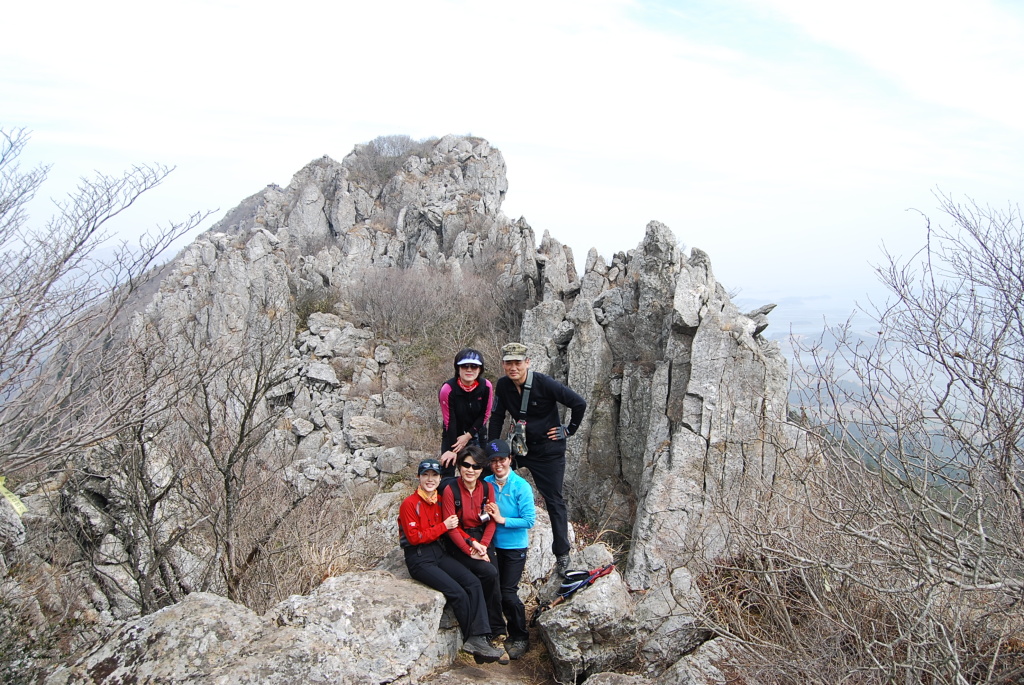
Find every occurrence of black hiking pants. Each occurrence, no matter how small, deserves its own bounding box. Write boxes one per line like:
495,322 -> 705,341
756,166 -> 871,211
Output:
450,545 -> 504,637
514,448 -> 570,557
404,541 -> 490,639
491,547 -> 529,641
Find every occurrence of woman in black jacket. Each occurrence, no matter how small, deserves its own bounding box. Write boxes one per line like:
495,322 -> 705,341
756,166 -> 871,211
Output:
437,348 -> 493,477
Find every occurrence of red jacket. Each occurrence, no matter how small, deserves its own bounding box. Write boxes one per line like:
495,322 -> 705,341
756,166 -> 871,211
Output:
442,479 -> 496,555
398,490 -> 447,547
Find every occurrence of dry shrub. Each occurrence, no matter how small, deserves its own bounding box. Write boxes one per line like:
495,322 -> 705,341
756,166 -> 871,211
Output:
348,262 -> 524,457
234,483 -> 398,612
703,548 -> 1024,684
294,287 -> 342,333
390,414 -> 441,455
345,135 -> 438,190
698,196 -> 1024,684
351,266 -> 484,348
698,445 -> 1024,685
349,264 -> 520,367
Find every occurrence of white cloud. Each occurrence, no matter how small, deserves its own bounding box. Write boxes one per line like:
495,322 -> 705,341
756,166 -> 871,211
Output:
752,0 -> 1024,129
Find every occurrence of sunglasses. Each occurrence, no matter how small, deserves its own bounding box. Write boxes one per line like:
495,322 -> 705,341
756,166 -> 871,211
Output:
458,364 -> 480,370
459,461 -> 483,470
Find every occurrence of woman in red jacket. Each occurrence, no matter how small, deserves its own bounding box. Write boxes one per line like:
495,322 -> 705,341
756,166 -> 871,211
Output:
442,446 -> 505,641
398,459 -> 502,662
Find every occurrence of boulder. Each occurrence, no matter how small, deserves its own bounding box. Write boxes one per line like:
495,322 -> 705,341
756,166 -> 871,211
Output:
290,418 -> 315,438
305,362 -> 341,386
585,675 -> 656,685
46,574 -> 460,685
344,415 -> 393,450
369,446 -> 409,474
537,567 -> 636,683
45,592 -> 264,685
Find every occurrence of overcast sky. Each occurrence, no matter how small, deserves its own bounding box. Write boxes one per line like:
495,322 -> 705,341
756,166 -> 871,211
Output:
5,0 -> 1024,337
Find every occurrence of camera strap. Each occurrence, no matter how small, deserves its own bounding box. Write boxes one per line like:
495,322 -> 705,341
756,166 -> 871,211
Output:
519,370 -> 533,414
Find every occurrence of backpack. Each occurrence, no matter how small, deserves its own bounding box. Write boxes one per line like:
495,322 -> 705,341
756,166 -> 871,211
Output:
439,477 -> 492,521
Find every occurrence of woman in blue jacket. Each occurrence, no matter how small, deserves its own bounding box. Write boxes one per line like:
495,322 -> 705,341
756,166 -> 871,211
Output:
483,439 -> 536,660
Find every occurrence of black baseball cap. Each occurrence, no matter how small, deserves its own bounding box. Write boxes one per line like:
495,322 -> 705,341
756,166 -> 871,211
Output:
484,439 -> 511,461
418,459 -> 442,475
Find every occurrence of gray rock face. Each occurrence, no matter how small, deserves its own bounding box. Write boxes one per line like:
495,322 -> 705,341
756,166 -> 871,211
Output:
515,220 -> 801,678
0,499 -> 25,551
535,223 -> 797,591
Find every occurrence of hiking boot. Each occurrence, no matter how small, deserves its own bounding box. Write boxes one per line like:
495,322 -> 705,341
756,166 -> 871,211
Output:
462,635 -> 503,662
506,639 -> 529,660
489,636 -> 510,664
555,553 -> 571,578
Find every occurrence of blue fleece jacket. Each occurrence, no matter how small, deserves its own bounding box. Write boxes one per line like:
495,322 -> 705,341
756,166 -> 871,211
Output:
484,470 -> 536,550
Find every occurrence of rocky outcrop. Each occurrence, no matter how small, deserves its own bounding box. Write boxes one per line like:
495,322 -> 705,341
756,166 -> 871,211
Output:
208,136 -> 514,284
46,574 -> 459,685
535,544 -> 718,682
522,221 -> 797,584
520,221 -> 801,676
48,509 -> 568,685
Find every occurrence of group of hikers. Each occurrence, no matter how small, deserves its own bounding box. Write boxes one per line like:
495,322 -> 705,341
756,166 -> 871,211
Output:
397,342 -> 587,663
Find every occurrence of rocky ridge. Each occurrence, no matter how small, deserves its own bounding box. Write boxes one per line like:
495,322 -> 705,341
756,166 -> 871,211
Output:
5,134 -> 803,683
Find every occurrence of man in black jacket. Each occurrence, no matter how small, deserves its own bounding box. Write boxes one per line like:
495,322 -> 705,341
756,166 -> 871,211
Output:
487,342 -> 586,577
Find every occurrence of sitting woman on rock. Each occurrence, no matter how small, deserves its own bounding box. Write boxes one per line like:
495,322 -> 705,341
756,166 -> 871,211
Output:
398,458 -> 503,662
437,349 -> 493,478
442,445 -> 505,644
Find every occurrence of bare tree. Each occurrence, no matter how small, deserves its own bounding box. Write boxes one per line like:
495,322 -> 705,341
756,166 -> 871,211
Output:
174,304 -> 301,602
0,127 -> 207,475
703,195 -> 1024,684
0,129 -> 323,615
53,279 -> 328,614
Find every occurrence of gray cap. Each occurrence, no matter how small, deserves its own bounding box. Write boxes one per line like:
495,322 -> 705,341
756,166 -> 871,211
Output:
501,342 -> 528,361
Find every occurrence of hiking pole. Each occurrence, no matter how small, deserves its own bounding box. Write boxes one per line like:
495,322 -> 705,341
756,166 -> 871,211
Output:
531,564 -> 615,625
